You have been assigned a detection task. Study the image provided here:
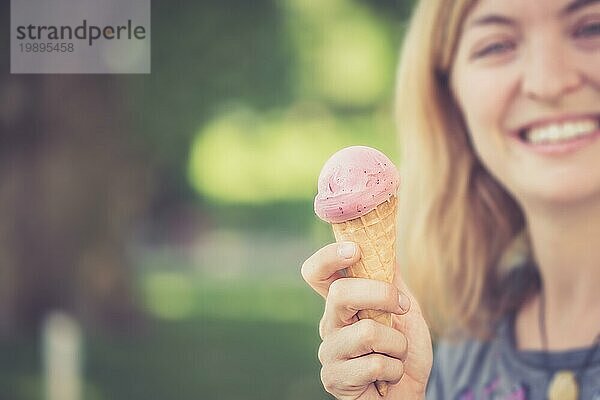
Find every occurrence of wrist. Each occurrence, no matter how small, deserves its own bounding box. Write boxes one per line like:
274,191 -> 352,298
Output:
390,386 -> 427,400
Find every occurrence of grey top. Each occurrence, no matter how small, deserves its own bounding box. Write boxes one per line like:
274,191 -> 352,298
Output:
426,312 -> 600,399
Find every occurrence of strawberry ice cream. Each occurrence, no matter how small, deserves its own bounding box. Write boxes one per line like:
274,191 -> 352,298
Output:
314,146 -> 400,223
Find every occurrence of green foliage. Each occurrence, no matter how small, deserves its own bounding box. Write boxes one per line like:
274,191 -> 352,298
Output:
86,318 -> 328,400
188,103 -> 398,205
129,0 -> 294,190
0,279 -> 329,400
283,0 -> 396,107
142,276 -> 324,324
129,0 -> 411,206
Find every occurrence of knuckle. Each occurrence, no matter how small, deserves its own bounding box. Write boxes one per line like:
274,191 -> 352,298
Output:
389,360 -> 405,385
300,257 -> 315,282
320,366 -> 335,394
367,355 -> 387,378
399,333 -> 409,355
397,360 -> 405,379
355,319 -> 378,349
382,283 -> 399,305
318,315 -> 326,339
327,278 -> 347,301
301,244 -> 336,283
317,341 -> 327,364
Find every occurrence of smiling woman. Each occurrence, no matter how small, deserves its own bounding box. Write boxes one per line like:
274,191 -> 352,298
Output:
407,0 -> 600,397
301,0 -> 600,398
450,0 -> 600,205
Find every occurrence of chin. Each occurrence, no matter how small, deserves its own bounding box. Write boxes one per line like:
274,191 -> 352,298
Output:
514,179 -> 600,210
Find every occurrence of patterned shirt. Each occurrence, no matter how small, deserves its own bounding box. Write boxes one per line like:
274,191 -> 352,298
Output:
426,313 -> 600,399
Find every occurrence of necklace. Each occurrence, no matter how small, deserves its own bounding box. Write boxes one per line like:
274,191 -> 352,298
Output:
538,289 -> 600,400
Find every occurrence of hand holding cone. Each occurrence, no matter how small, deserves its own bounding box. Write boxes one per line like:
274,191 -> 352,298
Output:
314,146 -> 400,396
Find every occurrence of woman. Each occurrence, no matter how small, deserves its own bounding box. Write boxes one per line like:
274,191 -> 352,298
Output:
301,0 -> 600,398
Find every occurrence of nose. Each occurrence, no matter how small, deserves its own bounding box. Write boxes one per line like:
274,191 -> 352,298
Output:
521,36 -> 583,103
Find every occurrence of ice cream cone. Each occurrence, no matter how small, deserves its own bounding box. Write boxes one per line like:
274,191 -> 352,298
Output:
331,195 -> 397,397
314,146 -> 400,398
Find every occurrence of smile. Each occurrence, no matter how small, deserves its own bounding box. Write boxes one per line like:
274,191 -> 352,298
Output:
519,118 -> 600,144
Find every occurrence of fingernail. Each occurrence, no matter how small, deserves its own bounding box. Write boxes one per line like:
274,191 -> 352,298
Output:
398,292 -> 411,313
337,242 -> 356,259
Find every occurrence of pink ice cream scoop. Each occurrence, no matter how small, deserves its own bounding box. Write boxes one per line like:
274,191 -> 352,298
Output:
313,145 -> 400,397
314,146 -> 400,223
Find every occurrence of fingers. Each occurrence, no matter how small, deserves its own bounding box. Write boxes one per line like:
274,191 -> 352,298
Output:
321,353 -> 405,394
318,320 -> 409,399
318,319 -> 408,362
301,242 -> 361,298
319,278 -> 406,338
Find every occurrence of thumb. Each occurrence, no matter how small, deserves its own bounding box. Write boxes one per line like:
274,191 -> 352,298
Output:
392,278 -> 428,337
392,266 -> 424,317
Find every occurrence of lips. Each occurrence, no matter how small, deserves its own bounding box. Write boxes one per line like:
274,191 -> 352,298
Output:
508,114 -> 600,156
514,115 -> 600,145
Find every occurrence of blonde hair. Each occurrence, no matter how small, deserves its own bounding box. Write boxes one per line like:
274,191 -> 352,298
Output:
396,0 -> 539,340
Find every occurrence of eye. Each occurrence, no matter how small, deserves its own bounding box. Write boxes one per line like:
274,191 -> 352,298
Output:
574,21 -> 600,38
472,40 -> 516,59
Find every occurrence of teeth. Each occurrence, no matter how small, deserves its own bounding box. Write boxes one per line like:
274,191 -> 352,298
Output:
525,119 -> 599,144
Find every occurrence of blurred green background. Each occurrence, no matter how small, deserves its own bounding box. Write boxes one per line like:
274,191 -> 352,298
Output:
0,1 -> 415,399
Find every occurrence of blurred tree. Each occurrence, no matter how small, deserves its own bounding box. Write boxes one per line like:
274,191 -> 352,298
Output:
0,0 -> 417,335
0,75 -> 154,334
0,0 -> 152,333
129,0 -> 294,199
130,0 -> 415,211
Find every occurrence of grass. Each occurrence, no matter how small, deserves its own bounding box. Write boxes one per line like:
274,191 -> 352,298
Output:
0,279 -> 332,400
87,317 -> 330,400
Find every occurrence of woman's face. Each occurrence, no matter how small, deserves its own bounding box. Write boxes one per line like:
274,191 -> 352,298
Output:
451,0 -> 600,207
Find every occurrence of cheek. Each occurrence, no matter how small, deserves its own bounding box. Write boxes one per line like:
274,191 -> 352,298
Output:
467,69 -> 513,119
452,68 -> 514,152
582,52 -> 600,86
451,67 -> 519,184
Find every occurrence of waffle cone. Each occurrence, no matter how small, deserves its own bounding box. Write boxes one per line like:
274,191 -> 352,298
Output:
331,195 -> 398,397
